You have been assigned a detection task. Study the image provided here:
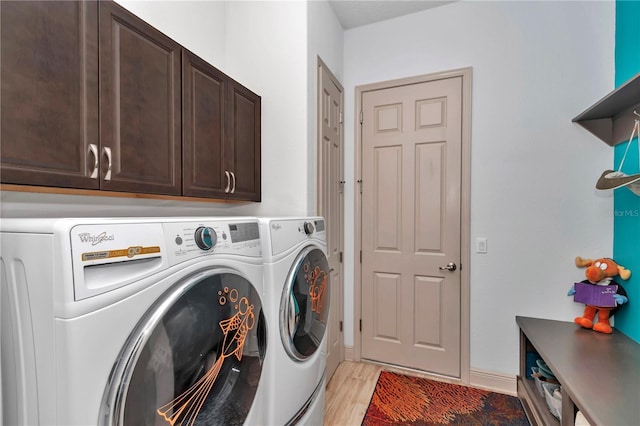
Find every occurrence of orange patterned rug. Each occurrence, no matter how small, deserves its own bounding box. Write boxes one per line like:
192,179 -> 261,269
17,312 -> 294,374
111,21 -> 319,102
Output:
362,371 -> 529,426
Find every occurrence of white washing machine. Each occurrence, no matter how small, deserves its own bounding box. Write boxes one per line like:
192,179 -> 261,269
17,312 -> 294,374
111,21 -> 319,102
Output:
0,217 -> 268,426
258,217 -> 330,426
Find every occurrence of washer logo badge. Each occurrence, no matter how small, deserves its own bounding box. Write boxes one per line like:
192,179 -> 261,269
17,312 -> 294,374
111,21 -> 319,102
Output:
78,231 -> 115,245
156,286 -> 257,426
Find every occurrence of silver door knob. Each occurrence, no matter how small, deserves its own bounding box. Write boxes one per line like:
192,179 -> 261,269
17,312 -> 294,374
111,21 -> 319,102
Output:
439,262 -> 457,272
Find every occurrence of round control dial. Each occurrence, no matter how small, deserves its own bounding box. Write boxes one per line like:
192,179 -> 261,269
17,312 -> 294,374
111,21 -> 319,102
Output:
194,226 -> 217,250
303,222 -> 315,235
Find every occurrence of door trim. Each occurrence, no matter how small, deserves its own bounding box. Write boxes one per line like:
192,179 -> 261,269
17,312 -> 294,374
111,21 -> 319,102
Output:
316,56 -> 345,376
353,67 -> 472,383
316,56 -> 344,212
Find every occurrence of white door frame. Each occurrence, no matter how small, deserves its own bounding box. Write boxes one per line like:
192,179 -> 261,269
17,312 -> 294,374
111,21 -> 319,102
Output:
353,67 -> 472,383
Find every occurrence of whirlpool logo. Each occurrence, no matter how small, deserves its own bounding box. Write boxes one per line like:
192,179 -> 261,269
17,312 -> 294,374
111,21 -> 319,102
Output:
78,232 -> 115,246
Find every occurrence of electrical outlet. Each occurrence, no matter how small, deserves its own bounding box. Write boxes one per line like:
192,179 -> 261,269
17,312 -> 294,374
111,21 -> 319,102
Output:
476,238 -> 488,254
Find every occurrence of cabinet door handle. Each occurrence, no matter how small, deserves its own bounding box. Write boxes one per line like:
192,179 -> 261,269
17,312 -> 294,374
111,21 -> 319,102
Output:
103,146 -> 112,181
230,171 -> 236,194
88,144 -> 99,179
224,171 -> 231,193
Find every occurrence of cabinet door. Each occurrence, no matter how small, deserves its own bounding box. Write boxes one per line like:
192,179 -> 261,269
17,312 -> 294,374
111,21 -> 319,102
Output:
99,1 -> 181,195
0,1 -> 100,189
182,50 -> 227,198
227,80 -> 261,201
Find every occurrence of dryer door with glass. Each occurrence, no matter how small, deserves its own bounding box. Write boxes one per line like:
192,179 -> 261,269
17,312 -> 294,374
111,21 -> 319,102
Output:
100,269 -> 266,426
280,246 -> 330,361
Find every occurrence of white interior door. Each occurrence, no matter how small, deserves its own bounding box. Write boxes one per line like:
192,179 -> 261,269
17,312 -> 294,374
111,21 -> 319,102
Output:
360,76 -> 463,377
318,59 -> 344,382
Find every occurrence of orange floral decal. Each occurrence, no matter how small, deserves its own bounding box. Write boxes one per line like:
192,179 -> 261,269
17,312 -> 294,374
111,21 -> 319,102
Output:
156,287 -> 255,426
304,262 -> 327,315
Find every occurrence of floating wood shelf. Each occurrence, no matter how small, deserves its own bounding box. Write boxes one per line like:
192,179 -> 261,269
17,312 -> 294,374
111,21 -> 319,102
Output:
572,72 -> 640,146
516,316 -> 640,426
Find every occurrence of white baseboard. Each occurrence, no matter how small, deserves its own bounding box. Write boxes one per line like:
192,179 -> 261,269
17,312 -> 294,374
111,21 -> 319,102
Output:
341,346 -> 516,397
344,345 -> 354,361
469,368 -> 517,396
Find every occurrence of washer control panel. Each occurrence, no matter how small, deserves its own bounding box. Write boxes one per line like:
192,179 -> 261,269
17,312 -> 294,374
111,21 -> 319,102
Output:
194,226 -> 218,250
164,220 -> 261,265
70,219 -> 261,301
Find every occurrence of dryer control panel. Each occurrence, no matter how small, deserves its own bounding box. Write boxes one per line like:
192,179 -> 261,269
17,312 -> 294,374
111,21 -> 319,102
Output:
266,218 -> 326,257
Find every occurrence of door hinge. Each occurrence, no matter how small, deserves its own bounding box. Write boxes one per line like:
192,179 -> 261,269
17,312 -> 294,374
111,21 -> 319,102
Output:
357,179 -> 362,194
359,319 -> 362,332
360,250 -> 362,263
359,110 -> 363,124
339,251 -> 343,263
339,111 -> 344,124
339,320 -> 343,332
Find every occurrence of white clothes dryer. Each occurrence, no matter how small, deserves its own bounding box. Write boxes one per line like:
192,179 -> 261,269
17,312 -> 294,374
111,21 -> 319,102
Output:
258,217 -> 330,426
1,217 -> 268,426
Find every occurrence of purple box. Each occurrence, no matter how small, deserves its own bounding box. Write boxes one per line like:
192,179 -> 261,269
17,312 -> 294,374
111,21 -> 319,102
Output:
573,282 -> 618,307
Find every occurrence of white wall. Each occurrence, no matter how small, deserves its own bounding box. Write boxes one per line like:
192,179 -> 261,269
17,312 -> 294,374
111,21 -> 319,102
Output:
223,1 -> 309,216
343,0 -> 615,376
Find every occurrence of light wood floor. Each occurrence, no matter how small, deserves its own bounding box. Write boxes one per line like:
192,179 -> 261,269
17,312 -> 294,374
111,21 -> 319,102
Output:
323,361 -> 383,426
323,361 -> 468,425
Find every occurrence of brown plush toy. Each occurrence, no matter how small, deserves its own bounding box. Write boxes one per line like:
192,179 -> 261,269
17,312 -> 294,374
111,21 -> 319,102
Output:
569,256 -> 631,334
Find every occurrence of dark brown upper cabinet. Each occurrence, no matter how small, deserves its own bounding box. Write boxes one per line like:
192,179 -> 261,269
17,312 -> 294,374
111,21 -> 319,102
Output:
182,50 -> 227,199
183,50 -> 261,201
1,1 -> 181,196
1,1 -> 100,189
1,0 -> 259,201
227,80 -> 261,201
99,1 -> 182,195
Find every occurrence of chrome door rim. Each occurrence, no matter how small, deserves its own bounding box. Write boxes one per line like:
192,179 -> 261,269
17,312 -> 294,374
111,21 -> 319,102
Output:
279,246 -> 329,362
98,267 -> 258,426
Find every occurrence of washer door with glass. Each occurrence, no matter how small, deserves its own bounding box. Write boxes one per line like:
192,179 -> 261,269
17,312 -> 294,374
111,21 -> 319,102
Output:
100,269 -> 266,426
280,246 -> 330,361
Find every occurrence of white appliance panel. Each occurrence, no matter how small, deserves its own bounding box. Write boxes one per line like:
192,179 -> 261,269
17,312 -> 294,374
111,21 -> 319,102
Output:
1,217 -> 267,426
258,216 -> 328,426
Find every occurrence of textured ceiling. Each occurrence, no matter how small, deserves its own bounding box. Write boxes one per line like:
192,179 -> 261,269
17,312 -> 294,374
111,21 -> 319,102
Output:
327,1 -> 455,30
